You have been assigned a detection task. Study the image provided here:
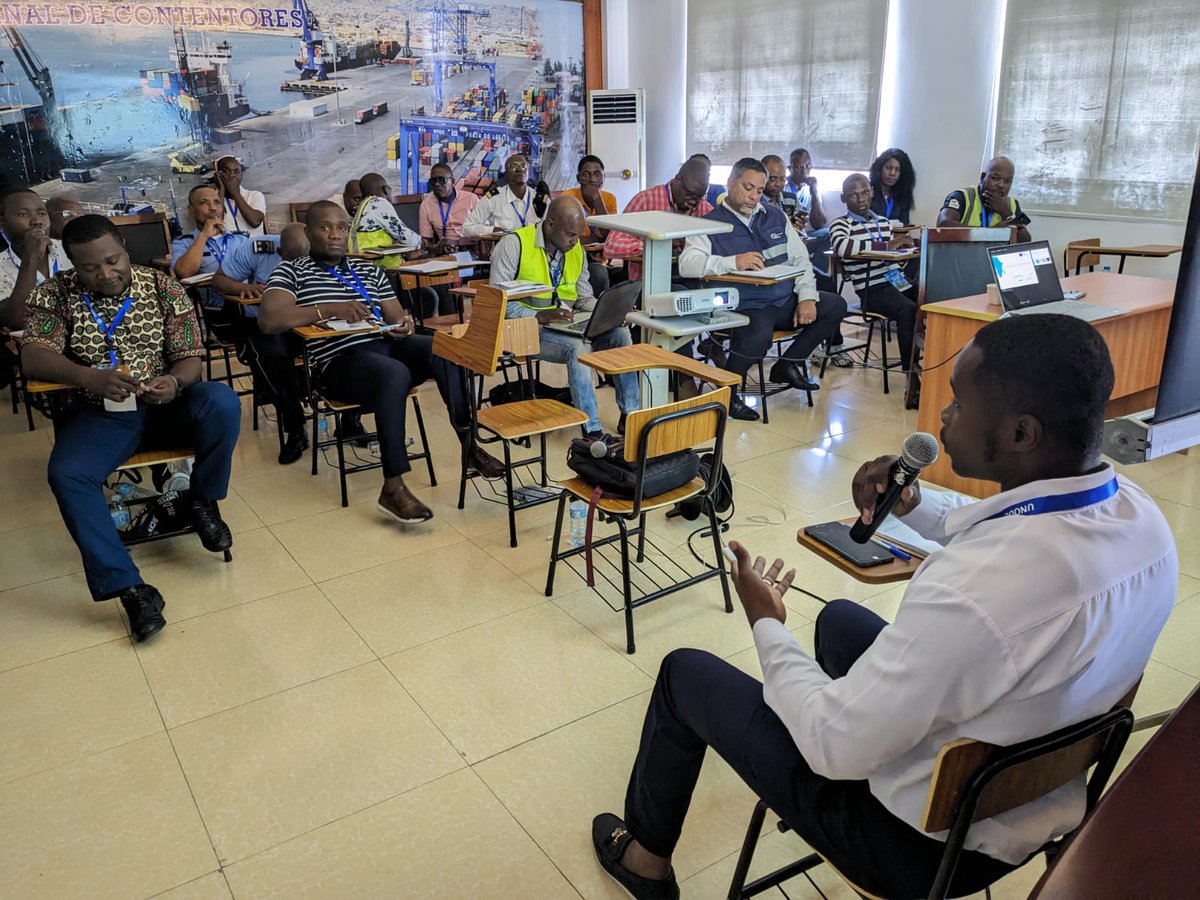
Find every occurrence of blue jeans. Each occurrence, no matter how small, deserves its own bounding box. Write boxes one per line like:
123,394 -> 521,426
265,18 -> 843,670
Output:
47,382 -> 242,601
536,324 -> 639,433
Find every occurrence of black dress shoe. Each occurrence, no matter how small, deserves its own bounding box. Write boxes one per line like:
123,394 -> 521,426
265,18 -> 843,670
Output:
278,430 -> 309,465
468,443 -> 505,479
119,584 -> 166,643
336,415 -> 371,448
728,392 -> 760,421
592,813 -> 680,900
769,360 -> 821,392
191,498 -> 232,552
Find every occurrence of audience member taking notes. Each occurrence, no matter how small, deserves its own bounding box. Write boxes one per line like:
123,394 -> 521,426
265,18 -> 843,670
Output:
678,157 -> 846,421
258,201 -> 504,525
20,215 -> 241,643
590,314 -> 1176,900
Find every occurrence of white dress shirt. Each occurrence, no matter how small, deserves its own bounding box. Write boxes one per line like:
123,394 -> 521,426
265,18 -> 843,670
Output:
753,466 -> 1176,863
677,202 -> 819,303
0,238 -> 73,300
461,185 -> 542,237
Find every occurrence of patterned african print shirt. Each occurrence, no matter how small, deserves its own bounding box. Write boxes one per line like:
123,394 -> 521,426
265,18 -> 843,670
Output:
22,265 -> 204,393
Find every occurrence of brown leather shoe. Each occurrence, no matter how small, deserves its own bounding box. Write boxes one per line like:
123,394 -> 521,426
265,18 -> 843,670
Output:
377,482 -> 433,524
468,443 -> 506,479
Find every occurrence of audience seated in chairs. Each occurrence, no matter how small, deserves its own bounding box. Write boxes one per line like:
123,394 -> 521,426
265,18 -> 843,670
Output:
488,196 -> 639,438
418,162 -> 480,317
0,187 -> 74,330
589,314 -> 1176,900
830,173 -> 919,370
350,172 -> 422,269
258,201 -> 504,525
869,147 -> 917,225
677,157 -> 847,422
20,215 -> 240,644
329,179 -> 363,217
213,222 -> 312,464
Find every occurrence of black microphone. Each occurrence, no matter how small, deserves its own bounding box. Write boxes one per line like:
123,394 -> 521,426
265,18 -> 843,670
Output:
849,432 -> 939,543
533,179 -> 551,218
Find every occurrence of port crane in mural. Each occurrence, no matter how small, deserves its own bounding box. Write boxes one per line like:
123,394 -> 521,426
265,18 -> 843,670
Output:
294,0 -> 329,81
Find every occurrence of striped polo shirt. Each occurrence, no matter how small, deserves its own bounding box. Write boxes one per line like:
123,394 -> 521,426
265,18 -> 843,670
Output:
266,255 -> 395,368
829,211 -> 903,292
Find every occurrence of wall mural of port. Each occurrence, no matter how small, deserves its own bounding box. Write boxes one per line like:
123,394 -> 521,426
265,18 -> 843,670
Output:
0,0 -> 584,231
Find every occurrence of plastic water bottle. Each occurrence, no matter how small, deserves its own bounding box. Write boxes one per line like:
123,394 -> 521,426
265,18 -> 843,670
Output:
318,416 -> 329,438
109,495 -> 131,530
568,500 -> 587,548
116,482 -> 136,500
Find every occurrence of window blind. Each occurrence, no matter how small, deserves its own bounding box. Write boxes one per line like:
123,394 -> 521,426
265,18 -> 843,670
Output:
995,0 -> 1200,220
686,0 -> 888,168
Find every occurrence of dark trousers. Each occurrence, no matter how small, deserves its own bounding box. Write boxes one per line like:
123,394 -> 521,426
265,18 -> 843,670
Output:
859,283 -> 917,370
318,336 -> 469,479
47,382 -> 241,601
203,304 -> 306,437
623,599 -> 1015,898
725,291 -> 848,378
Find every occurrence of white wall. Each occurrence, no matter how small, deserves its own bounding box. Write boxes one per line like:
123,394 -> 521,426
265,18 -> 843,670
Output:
604,0 -> 1188,278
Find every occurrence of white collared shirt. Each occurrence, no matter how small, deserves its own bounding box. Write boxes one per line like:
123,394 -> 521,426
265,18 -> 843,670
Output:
461,184 -> 541,236
222,189 -> 267,238
753,466 -> 1176,863
0,237 -> 73,300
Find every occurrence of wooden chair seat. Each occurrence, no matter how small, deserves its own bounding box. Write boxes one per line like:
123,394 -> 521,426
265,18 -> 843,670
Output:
477,398 -> 587,440
771,329 -> 799,342
117,447 -> 194,471
556,476 -> 705,514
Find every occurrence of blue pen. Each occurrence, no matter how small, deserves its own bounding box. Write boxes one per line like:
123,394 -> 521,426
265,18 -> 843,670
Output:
874,539 -> 912,561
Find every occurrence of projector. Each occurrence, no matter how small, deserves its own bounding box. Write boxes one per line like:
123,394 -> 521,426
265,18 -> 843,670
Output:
1103,408 -> 1200,464
644,287 -> 740,317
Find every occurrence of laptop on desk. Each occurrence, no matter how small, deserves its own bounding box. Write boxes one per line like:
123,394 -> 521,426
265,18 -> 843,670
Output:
544,281 -> 640,339
989,241 -> 1125,323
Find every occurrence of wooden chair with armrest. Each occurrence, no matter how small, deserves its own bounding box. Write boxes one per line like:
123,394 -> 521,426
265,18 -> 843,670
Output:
729,680 -> 1141,900
432,285 -> 588,548
25,378 -> 233,561
1063,238 -> 1101,278
543,350 -> 736,654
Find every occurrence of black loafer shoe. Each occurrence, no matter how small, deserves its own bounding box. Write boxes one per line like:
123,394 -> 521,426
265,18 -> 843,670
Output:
119,584 -> 166,643
769,360 -> 820,392
468,444 -> 506,479
278,430 -> 309,465
191,498 -> 232,552
728,392 -> 760,422
592,813 -> 680,900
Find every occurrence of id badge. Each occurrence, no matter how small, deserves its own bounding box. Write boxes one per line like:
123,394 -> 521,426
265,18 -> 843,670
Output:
884,267 -> 911,292
97,363 -> 137,413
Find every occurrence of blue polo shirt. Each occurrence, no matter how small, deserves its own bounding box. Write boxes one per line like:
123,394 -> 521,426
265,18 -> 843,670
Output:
171,230 -> 245,310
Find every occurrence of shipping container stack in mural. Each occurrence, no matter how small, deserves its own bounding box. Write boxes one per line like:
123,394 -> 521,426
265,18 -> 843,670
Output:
139,28 -> 250,143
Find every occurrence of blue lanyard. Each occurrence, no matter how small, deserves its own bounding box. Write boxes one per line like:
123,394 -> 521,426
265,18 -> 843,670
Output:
437,194 -> 456,237
322,263 -> 380,316
853,212 -> 884,243
225,200 -> 242,233
978,193 -> 991,227
884,195 -> 895,219
5,238 -> 58,283
548,253 -> 564,292
982,478 -> 1118,522
206,233 -> 232,264
510,192 -> 531,227
82,293 -> 134,367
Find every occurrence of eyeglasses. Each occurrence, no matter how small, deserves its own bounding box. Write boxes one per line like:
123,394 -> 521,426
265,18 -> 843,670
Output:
506,162 -> 528,172
427,176 -> 451,185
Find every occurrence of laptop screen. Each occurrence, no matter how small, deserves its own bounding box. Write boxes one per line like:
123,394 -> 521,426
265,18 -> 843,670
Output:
988,241 -> 1063,309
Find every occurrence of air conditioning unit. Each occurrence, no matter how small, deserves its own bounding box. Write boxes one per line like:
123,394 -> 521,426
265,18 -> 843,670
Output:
587,89 -> 645,212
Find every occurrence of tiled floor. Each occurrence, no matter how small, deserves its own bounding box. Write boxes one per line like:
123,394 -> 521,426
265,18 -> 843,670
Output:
2,345 -> 1197,900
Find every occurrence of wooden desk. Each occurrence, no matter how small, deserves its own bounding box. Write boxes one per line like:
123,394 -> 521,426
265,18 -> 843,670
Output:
222,293 -> 262,307
796,519 -> 925,584
709,271 -> 803,287
1029,684 -> 1200,898
918,272 -> 1175,496
579,343 -> 741,390
1065,242 -> 1182,275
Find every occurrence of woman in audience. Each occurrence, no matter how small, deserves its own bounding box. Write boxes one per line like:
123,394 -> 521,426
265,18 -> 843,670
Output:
869,148 -> 916,225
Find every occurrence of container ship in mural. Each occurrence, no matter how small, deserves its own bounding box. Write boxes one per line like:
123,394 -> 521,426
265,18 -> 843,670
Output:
293,39 -> 384,77
139,28 -> 250,139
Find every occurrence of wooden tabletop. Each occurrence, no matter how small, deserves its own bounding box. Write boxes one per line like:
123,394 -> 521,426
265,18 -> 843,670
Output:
26,378 -> 70,393
1064,242 -> 1182,258
797,519 -> 926,584
579,343 -> 741,388
711,272 -> 801,286
822,248 -> 920,262
924,271 -> 1176,323
293,322 -> 381,340
222,293 -> 262,307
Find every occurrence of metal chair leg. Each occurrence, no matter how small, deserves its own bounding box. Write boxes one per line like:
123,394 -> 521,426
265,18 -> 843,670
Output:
635,513 -> 647,563
708,500 -> 733,613
411,394 -> 437,487
616,517 -> 636,653
503,440 -> 518,547
310,404 -> 320,476
334,410 -> 349,508
545,490 -> 569,596
757,357 -> 769,424
880,320 -> 890,394
727,800 -> 770,899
